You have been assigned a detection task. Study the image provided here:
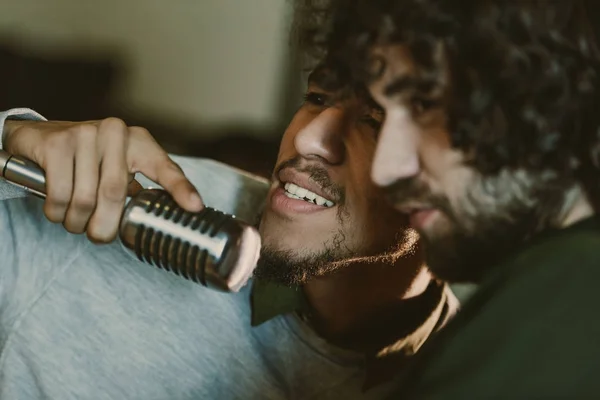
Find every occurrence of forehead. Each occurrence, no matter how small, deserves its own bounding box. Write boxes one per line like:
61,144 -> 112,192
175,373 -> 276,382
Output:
368,43 -> 447,101
367,45 -> 417,94
371,45 -> 417,83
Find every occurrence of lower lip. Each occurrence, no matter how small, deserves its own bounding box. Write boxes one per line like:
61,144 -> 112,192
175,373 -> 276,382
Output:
408,209 -> 438,231
270,187 -> 333,215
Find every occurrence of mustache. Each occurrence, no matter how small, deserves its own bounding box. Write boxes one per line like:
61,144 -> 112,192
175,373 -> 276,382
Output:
274,157 -> 345,204
383,178 -> 450,213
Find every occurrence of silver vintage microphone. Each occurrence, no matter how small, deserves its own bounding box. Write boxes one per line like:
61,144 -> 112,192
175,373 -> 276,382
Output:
0,149 -> 261,292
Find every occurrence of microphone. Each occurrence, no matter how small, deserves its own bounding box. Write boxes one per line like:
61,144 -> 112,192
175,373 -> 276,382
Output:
0,150 -> 261,292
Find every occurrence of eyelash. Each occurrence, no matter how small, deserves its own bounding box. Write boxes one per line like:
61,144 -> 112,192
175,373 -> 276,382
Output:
411,96 -> 439,115
303,91 -> 382,132
361,115 -> 382,131
303,92 -> 327,106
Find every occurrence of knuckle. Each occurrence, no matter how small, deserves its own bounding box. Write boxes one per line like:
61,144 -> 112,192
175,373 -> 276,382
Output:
99,117 -> 127,135
74,123 -> 98,141
130,126 -> 152,139
45,132 -> 73,152
100,179 -> 128,203
47,187 -> 71,208
70,191 -> 97,212
102,116 -> 126,128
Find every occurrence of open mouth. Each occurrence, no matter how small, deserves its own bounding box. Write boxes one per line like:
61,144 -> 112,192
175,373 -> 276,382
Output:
283,182 -> 335,208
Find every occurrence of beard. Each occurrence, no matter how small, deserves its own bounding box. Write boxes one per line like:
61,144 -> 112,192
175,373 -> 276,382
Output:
253,228 -> 416,286
253,156 -> 354,286
386,169 -> 571,283
252,229 -> 353,286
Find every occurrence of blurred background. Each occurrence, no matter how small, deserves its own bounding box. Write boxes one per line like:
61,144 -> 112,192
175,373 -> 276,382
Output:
0,0 -> 304,177
2,1 -> 599,180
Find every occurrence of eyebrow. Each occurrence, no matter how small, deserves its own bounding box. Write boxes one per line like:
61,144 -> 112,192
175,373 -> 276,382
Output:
307,67 -> 329,88
384,75 -> 420,96
384,75 -> 437,98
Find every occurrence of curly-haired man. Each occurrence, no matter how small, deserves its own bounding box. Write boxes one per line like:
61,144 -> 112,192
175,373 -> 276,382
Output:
295,0 -> 600,397
0,67 -> 459,398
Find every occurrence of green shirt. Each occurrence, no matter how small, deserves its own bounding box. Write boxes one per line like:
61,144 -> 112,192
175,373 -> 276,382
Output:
392,216 -> 600,399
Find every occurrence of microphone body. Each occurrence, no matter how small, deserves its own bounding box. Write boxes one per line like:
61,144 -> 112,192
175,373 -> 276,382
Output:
0,150 -> 261,292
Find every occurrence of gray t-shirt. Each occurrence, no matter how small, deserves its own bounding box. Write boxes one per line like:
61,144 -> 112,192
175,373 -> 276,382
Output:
0,110 -> 393,399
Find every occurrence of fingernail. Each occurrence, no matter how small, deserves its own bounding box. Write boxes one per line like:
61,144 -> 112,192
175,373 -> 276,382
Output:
190,192 -> 203,210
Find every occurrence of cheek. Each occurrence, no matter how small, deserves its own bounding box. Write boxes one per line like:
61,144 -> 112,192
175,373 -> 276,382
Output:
419,126 -> 461,175
419,129 -> 469,194
438,166 -> 479,222
345,185 -> 408,250
368,208 -> 410,251
345,137 -> 407,236
341,131 -> 376,198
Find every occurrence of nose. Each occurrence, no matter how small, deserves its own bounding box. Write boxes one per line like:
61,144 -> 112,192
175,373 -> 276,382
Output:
371,109 -> 420,187
294,107 -> 345,165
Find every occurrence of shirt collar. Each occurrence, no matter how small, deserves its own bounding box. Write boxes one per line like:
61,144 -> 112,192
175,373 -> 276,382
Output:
249,278 -> 457,391
250,279 -> 309,327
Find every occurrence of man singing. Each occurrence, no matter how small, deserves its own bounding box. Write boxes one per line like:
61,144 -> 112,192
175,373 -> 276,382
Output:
297,0 -> 600,397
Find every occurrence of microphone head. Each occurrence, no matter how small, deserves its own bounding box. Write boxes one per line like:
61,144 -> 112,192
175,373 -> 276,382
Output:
119,189 -> 261,292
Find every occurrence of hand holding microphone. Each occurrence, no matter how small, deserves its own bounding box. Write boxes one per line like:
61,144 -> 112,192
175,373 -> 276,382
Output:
1,117 -> 261,291
3,117 -> 204,242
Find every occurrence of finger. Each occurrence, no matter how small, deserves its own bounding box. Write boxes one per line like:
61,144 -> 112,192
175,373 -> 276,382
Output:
63,127 -> 100,234
149,156 -> 204,211
128,128 -> 203,211
86,118 -> 129,243
43,134 -> 75,223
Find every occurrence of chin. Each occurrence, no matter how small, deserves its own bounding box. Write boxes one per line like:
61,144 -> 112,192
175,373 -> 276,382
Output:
263,235 -> 333,257
261,218 -> 340,250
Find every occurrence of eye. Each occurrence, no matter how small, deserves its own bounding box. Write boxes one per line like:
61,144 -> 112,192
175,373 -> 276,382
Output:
411,96 -> 439,115
360,115 -> 382,131
303,92 -> 328,106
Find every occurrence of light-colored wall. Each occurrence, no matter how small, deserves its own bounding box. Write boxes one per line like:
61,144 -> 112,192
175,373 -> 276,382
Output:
0,0 -> 292,137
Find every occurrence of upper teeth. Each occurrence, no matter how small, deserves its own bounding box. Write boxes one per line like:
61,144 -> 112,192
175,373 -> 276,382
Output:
284,183 -> 334,207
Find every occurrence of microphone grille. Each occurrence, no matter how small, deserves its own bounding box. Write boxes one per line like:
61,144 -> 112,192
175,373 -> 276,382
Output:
119,189 -> 261,292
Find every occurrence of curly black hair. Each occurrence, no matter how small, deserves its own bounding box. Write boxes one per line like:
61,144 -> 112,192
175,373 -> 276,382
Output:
292,0 -> 600,208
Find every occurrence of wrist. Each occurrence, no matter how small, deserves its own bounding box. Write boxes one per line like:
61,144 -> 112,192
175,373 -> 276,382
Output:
0,109 -> 47,149
2,119 -> 26,147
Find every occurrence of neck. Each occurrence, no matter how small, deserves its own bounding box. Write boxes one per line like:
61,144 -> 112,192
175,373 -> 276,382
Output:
302,243 -> 433,352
